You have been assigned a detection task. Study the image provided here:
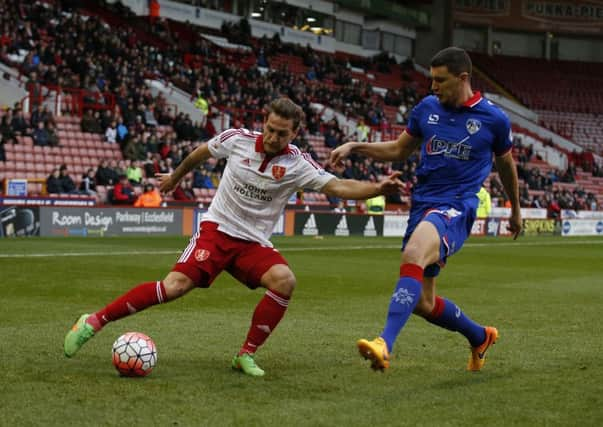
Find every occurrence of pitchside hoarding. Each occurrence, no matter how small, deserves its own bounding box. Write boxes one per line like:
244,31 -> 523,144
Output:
294,212 -> 384,236
561,219 -> 603,236
191,209 -> 284,236
40,207 -> 182,236
0,206 -> 40,237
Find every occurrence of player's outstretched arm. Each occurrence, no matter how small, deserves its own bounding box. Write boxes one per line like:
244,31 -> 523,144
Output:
321,172 -> 404,200
495,151 -> 522,239
329,130 -> 421,166
157,142 -> 212,194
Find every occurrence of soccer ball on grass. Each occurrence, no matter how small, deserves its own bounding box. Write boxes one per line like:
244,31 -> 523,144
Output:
112,332 -> 157,377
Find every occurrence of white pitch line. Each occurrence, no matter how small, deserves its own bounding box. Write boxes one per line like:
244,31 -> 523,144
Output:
0,239 -> 601,258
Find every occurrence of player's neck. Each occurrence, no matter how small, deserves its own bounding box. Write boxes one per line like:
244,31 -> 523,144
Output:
456,86 -> 475,108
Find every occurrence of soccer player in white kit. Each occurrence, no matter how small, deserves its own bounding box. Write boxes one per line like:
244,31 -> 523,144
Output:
64,97 -> 404,376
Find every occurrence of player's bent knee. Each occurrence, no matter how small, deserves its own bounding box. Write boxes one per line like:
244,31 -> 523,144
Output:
414,297 -> 435,317
163,272 -> 195,300
261,264 -> 296,297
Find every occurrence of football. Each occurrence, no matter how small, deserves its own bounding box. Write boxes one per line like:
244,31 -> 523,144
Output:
111,332 -> 157,377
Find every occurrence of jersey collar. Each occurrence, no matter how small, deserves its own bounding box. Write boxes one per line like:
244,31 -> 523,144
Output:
462,91 -> 482,108
255,134 -> 291,157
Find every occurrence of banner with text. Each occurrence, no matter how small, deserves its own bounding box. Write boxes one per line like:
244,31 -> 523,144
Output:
40,207 -> 182,237
453,0 -> 603,34
294,212 -> 384,236
0,196 -> 95,207
561,219 -> 603,236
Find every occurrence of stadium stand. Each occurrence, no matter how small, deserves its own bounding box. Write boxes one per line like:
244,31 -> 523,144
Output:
471,52 -> 603,156
0,0 -> 600,213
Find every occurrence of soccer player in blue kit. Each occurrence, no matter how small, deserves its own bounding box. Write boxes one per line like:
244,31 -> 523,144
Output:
330,47 -> 522,372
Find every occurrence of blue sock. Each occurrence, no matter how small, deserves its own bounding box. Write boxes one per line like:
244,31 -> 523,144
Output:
380,264 -> 423,352
427,296 -> 486,347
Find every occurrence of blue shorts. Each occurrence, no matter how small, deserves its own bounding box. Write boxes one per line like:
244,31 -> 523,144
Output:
402,199 -> 477,277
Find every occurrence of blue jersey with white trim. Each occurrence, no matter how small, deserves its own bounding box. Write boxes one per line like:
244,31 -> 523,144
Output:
405,93 -> 512,203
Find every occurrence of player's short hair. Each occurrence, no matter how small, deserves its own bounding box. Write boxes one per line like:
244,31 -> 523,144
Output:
267,97 -> 305,131
430,47 -> 472,76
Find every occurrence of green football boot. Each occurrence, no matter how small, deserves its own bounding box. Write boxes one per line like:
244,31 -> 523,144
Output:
64,314 -> 96,357
232,353 -> 265,377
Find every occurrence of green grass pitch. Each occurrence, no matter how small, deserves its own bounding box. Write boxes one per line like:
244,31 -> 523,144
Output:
1,235 -> 602,426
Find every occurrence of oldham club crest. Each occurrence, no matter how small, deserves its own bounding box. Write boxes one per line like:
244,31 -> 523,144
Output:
466,118 -> 481,135
272,165 -> 286,180
194,249 -> 210,262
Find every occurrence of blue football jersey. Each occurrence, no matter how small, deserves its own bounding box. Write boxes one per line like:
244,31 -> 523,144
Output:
405,92 -> 512,203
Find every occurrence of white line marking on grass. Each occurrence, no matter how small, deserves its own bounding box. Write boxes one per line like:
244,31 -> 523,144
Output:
0,239 -> 602,258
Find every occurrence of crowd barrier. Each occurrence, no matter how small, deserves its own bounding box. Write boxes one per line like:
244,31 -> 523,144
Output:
1,202 -> 602,238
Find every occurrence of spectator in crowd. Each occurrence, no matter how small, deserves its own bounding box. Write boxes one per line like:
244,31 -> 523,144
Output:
81,110 -> 102,134
519,183 -> 531,207
0,114 -> 16,145
46,122 -> 59,146
30,105 -> 44,129
396,104 -> 408,125
355,118 -> 370,142
46,168 -> 62,194
476,187 -> 492,218
134,183 -> 162,207
116,117 -> 128,143
79,168 -> 97,196
123,134 -> 146,161
95,159 -> 117,186
126,160 -> 144,185
11,108 -> 29,136
111,174 -> 136,204
172,177 -> 195,201
32,121 -> 49,146
192,169 -> 214,189
105,120 -> 117,144
59,164 -> 77,194
0,134 -> 6,161
547,194 -> 561,219
333,200 -> 346,213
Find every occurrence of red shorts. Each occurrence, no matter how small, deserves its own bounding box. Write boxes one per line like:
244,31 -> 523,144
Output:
172,221 -> 288,289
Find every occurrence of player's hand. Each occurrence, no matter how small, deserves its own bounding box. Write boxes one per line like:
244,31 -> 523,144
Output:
378,171 -> 405,195
329,142 -> 356,168
508,209 -> 522,240
156,173 -> 177,194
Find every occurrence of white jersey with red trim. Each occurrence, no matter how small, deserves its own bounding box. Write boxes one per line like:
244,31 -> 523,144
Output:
204,128 -> 335,246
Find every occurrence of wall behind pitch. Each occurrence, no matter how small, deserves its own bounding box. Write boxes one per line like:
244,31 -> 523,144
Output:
557,36 -> 603,62
39,207 -> 182,237
0,206 -> 40,237
491,30 -> 544,57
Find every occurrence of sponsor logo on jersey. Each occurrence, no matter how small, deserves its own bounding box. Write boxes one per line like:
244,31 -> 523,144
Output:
233,183 -> 273,201
272,165 -> 286,180
425,135 -> 472,160
194,249 -> 210,262
466,118 -> 481,135
428,114 -> 439,124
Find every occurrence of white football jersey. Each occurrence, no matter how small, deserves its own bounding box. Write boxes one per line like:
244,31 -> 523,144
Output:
204,128 -> 335,246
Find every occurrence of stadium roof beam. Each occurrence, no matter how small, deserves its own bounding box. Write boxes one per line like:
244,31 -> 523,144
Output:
335,0 -> 430,28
